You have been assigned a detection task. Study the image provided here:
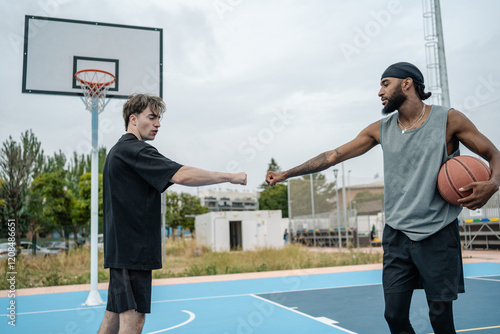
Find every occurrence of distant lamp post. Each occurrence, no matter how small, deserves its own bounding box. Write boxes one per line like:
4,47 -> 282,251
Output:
352,200 -> 359,248
333,169 -> 341,250
348,170 -> 352,211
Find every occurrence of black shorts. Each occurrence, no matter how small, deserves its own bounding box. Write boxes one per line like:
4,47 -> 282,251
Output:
106,268 -> 152,314
382,219 -> 465,301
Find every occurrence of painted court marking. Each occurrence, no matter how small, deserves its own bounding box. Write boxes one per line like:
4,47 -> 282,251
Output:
428,325 -> 500,334
0,305 -> 104,317
467,276 -> 500,283
146,310 -> 195,334
455,325 -> 500,332
251,294 -> 357,334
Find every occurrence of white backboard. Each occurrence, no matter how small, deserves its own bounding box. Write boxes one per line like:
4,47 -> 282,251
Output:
22,15 -> 163,98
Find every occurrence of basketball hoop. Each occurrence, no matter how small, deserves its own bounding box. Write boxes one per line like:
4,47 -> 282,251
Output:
74,69 -> 116,112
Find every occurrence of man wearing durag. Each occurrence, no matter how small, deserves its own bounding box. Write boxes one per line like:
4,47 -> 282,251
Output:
266,62 -> 500,333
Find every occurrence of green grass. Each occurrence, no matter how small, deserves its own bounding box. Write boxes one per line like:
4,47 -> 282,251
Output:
0,239 -> 382,289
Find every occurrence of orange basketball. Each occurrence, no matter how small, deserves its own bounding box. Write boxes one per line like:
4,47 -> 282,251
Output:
437,156 -> 491,206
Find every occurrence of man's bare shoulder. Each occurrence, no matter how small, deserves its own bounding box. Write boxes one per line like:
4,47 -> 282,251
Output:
447,108 -> 475,133
361,120 -> 382,143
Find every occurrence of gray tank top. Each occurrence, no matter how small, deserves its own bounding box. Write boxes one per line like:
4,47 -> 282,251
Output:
380,105 -> 462,241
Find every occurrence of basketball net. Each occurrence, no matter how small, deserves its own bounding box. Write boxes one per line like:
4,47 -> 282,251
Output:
74,69 -> 116,112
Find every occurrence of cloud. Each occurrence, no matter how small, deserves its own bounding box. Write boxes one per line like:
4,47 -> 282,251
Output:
1,0 -> 499,194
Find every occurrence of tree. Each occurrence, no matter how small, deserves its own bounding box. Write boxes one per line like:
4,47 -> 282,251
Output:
259,183 -> 288,218
67,148 -> 106,238
26,178 -> 50,253
77,172 -> 103,235
165,192 -> 209,231
0,178 -> 5,209
257,158 -> 289,217
31,170 -> 77,248
352,190 -> 384,203
29,149 -> 99,249
67,152 -> 90,194
0,179 -> 6,237
43,150 -> 66,173
352,190 -> 384,213
0,130 -> 44,250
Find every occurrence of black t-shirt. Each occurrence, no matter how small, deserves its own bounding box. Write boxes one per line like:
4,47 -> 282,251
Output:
103,133 -> 183,270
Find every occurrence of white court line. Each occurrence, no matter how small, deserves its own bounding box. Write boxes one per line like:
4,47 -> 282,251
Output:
251,294 -> 358,334
0,305 -> 105,317
465,273 -> 500,279
467,276 -> 500,282
152,293 -> 250,304
146,310 -> 195,333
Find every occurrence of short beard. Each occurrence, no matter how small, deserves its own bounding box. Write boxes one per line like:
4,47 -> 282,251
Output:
382,85 -> 406,115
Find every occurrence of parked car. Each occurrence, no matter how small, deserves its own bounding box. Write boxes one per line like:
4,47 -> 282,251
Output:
0,241 -> 54,258
44,241 -> 68,254
44,240 -> 86,253
0,243 -> 12,259
20,241 -> 55,257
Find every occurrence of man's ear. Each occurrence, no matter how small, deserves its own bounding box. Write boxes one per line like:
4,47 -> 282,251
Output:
402,78 -> 414,92
129,114 -> 137,127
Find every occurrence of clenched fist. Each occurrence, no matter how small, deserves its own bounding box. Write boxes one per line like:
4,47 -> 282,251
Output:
266,171 -> 287,187
230,172 -> 247,185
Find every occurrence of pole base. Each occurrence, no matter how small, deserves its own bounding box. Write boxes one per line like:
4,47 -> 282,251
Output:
83,289 -> 105,306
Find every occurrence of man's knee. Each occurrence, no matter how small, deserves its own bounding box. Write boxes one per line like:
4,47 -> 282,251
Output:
98,311 -> 120,334
428,300 -> 455,332
136,312 -> 145,327
384,306 -> 415,334
119,309 -> 146,333
384,308 -> 407,327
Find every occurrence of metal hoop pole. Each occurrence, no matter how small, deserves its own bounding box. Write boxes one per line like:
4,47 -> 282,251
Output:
84,98 -> 104,306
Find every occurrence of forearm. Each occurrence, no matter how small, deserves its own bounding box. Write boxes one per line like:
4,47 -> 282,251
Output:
172,166 -> 232,186
267,122 -> 379,186
284,150 -> 337,179
488,152 -> 500,188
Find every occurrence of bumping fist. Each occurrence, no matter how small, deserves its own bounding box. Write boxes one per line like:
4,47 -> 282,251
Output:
266,171 -> 287,187
230,172 -> 247,185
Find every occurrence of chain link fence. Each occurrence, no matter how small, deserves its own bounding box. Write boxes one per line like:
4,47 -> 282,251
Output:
287,172 -> 385,248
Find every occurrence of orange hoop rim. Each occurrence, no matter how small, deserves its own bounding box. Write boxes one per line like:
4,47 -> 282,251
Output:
74,69 -> 116,87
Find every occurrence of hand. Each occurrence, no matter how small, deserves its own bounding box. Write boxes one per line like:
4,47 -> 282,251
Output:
230,172 -> 247,185
456,180 -> 499,210
266,171 -> 287,187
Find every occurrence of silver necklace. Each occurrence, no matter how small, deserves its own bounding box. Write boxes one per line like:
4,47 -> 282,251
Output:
398,104 -> 426,134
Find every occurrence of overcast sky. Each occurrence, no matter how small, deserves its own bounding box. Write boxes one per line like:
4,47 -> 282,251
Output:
1,0 -> 499,195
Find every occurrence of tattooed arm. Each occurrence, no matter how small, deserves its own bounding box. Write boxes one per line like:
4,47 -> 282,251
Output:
447,109 -> 500,209
266,121 -> 381,186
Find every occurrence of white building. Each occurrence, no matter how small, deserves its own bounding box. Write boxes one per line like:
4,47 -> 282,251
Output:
195,210 -> 288,252
198,189 -> 259,212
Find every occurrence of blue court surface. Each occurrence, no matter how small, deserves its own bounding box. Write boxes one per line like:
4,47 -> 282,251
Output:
1,262 -> 499,333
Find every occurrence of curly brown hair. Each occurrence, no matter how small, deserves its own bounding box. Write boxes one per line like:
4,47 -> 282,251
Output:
123,94 -> 166,130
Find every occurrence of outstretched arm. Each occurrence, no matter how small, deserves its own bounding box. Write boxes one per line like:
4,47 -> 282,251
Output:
171,166 -> 247,186
266,121 -> 380,186
448,109 -> 500,209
